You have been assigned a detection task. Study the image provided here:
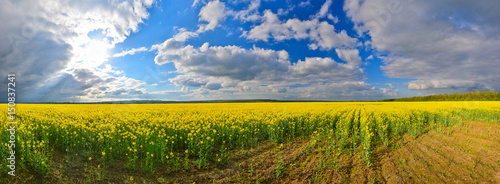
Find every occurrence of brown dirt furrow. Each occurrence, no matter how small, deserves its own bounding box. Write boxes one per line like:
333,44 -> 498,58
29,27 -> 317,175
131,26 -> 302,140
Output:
387,142 -> 424,183
495,170 -> 500,183
348,151 -> 378,184
428,130 -> 500,168
411,134 -> 470,182
421,132 -> 491,182
400,135 -> 455,183
417,132 -> 476,171
381,155 -> 405,183
449,125 -> 500,146
426,131 -> 500,182
396,144 -> 430,183
463,121 -> 500,131
378,144 -> 407,184
283,144 -> 310,181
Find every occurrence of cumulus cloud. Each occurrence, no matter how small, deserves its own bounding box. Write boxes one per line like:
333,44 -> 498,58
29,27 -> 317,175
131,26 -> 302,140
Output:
344,0 -> 500,91
289,57 -> 364,83
198,0 -> 228,32
154,39 -> 290,81
335,48 -> 362,66
231,0 -> 262,22
151,37 -> 389,100
289,82 -> 381,99
76,68 -> 148,100
170,74 -> 208,87
0,0 -> 154,102
190,0 -> 357,52
407,80 -> 485,90
205,82 -> 223,90
153,38 -> 364,84
314,0 -> 332,19
218,81 -> 392,100
174,0 -> 232,42
298,0 -> 311,8
31,68 -> 148,102
244,10 -> 357,50
327,14 -> 339,23
175,80 -> 390,101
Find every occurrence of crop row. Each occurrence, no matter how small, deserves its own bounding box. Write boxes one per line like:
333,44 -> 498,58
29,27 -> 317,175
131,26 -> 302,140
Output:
1,102 -> 499,176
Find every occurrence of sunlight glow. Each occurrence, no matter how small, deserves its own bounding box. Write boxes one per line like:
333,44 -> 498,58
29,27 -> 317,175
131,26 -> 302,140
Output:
79,40 -> 111,68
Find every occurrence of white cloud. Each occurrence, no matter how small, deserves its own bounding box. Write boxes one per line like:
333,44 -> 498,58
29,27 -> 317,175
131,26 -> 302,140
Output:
198,0 -> 228,32
344,0 -> 500,91
327,14 -> 339,23
113,47 -> 148,57
407,80 -> 485,90
298,0 -> 311,8
289,57 -> 364,83
31,67 -> 149,102
335,48 -> 362,66
170,74 -> 209,87
289,82 -> 382,99
177,80 -> 391,101
245,10 -> 357,50
151,38 -> 389,100
154,38 -> 290,81
0,0 -> 154,102
314,0 -> 332,19
172,0 -> 231,42
192,0 -> 202,7
205,82 -> 223,90
192,0 -> 356,52
173,30 -> 200,42
231,0 -> 262,22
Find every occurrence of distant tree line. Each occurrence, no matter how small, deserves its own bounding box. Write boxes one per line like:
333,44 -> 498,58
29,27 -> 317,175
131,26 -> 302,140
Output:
378,90 -> 500,102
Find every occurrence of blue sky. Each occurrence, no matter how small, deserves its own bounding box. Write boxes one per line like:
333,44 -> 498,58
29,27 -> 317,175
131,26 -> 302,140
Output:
1,0 -> 499,102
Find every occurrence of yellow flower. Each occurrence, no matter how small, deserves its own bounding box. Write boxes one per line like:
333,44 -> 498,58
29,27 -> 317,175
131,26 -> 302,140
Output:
102,151 -> 106,156
89,157 -> 92,161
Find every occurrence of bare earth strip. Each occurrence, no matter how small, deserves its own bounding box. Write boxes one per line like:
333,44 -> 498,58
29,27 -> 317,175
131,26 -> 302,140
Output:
380,121 -> 500,183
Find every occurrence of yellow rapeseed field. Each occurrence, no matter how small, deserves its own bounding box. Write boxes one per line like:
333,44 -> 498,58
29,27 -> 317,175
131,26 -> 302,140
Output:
1,102 -> 500,176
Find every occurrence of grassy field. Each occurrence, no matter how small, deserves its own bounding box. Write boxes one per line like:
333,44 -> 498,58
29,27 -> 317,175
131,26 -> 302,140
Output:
1,102 -> 500,183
